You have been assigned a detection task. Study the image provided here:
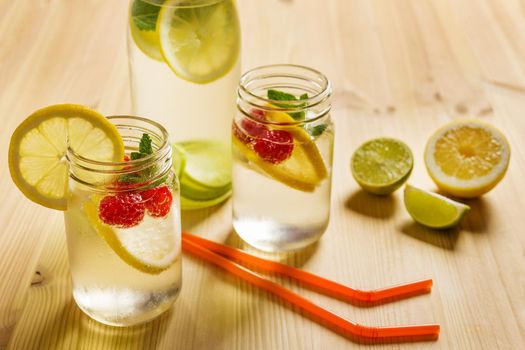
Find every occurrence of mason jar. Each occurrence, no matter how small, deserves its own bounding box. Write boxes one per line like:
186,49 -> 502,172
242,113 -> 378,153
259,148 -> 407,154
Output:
232,64 -> 334,252
65,116 -> 181,326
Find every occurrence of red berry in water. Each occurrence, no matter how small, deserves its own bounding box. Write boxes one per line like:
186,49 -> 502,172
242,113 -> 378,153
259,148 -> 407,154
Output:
141,186 -> 173,218
253,129 -> 294,164
233,116 -> 268,145
98,193 -> 145,228
123,155 -> 130,162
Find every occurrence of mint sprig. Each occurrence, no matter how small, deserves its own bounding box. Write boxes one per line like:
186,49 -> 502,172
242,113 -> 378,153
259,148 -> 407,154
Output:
267,89 -> 327,137
131,0 -> 162,31
120,133 -> 156,184
267,89 -> 307,121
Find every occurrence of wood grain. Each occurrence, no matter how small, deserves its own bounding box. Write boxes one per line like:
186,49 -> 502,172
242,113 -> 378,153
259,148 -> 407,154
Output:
1,0 -> 525,349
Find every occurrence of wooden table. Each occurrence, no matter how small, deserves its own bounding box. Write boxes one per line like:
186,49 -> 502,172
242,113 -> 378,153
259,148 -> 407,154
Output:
1,0 -> 525,349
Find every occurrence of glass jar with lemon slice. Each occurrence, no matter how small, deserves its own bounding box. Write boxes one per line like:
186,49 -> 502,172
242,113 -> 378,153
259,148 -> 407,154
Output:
233,65 -> 334,252
128,0 -> 241,209
65,116 -> 181,326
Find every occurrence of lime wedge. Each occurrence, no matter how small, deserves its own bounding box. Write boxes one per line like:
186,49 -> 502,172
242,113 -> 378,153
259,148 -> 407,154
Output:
351,138 -> 413,195
158,0 -> 240,84
404,185 -> 470,229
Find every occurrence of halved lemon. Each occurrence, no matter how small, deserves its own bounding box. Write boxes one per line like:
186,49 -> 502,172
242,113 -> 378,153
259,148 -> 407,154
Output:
425,119 -> 510,198
8,104 -> 124,210
158,0 -> 240,84
404,185 -> 470,229
84,199 -> 178,274
233,110 -> 328,192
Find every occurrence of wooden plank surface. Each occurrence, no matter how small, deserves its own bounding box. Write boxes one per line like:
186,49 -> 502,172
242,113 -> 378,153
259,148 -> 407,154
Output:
1,0 -> 525,349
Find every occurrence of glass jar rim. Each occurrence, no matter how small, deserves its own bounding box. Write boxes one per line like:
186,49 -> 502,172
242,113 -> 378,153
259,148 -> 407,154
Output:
67,115 -> 170,169
238,64 -> 332,126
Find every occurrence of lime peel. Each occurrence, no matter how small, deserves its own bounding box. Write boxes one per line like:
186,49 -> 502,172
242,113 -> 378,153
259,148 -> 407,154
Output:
404,185 -> 470,229
351,137 -> 413,195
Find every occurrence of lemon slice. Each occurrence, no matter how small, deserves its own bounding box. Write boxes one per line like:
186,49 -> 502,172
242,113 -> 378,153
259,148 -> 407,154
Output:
129,0 -> 163,60
84,199 -> 178,274
351,138 -> 413,195
404,185 -> 470,229
8,104 -> 124,210
233,110 -> 328,192
425,119 -> 510,198
158,0 -> 240,84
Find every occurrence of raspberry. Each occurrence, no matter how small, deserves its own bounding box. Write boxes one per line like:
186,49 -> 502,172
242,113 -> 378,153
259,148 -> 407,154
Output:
253,129 -> 294,164
141,186 -> 173,218
233,117 -> 268,145
98,193 -> 145,228
123,155 -> 130,162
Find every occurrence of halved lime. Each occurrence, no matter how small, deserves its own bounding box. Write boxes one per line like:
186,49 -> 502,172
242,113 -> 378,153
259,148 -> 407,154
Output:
351,138 -> 413,195
172,142 -> 187,178
404,185 -> 470,229
158,0 -> 240,84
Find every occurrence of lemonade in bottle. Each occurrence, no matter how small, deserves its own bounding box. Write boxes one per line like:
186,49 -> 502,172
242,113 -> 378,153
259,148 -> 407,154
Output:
128,0 -> 241,208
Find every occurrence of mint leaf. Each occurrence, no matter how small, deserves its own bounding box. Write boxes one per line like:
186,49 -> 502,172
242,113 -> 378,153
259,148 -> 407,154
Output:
267,89 -> 307,120
130,152 -> 144,160
306,124 -> 327,137
131,0 -> 162,31
139,133 -> 153,155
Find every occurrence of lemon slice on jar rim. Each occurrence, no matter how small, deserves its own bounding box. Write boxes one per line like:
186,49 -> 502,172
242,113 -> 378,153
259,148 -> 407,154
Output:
8,104 -> 125,210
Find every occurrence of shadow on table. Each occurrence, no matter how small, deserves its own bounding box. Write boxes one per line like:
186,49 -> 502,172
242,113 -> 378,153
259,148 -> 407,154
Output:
181,200 -> 228,231
223,230 -> 319,268
399,221 -> 460,250
33,297 -> 190,349
345,190 -> 397,219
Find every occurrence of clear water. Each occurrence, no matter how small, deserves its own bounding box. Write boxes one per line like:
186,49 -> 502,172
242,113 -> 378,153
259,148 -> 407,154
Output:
232,132 -> 333,252
64,190 -> 182,326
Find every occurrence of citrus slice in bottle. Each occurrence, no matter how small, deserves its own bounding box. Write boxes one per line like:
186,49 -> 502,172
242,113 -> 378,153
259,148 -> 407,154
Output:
404,185 -> 470,229
424,119 -> 510,198
233,110 -> 328,192
84,199 -> 178,274
129,0 -> 163,61
8,104 -> 125,210
158,0 -> 240,84
351,138 -> 413,195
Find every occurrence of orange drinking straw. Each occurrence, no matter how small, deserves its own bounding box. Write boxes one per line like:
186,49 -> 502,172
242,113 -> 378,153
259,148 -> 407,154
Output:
182,232 -> 432,304
182,237 -> 440,343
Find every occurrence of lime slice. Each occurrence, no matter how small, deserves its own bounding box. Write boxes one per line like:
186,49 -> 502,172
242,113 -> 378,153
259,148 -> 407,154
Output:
158,0 -> 240,84
84,198 -> 178,274
351,138 -> 413,195
172,142 -> 187,178
129,0 -> 163,61
404,185 -> 470,229
177,140 -> 231,188
8,104 -> 124,210
181,189 -> 232,210
233,110 -> 328,192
